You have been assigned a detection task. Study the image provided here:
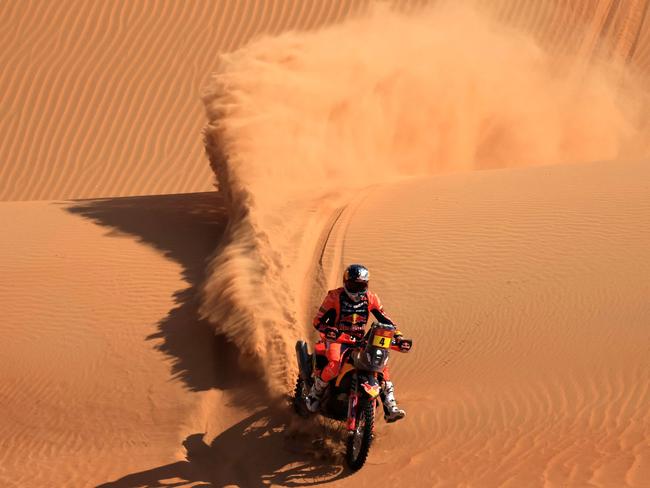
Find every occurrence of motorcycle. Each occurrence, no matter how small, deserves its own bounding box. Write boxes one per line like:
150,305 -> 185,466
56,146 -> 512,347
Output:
293,322 -> 412,471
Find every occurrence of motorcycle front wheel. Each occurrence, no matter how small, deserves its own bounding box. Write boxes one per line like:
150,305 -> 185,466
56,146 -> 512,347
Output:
345,399 -> 374,471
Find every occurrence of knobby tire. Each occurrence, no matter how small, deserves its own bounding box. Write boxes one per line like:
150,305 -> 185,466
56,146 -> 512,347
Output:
346,399 -> 374,471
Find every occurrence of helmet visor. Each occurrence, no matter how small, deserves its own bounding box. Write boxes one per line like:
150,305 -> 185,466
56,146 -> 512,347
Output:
345,280 -> 368,294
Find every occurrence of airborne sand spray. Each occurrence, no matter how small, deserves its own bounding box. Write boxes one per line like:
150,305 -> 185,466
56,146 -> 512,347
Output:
201,3 -> 648,395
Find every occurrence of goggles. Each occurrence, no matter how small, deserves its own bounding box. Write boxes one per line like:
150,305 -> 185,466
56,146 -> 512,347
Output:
345,280 -> 368,294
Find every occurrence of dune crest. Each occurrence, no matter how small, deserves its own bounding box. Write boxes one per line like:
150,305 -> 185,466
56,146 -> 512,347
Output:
201,3 -> 649,394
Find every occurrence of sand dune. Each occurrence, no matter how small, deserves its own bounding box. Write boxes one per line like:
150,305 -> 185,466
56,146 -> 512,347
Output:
0,0 -> 368,201
2,0 -> 650,202
0,193 -> 240,486
2,1 -> 650,487
329,159 -> 650,486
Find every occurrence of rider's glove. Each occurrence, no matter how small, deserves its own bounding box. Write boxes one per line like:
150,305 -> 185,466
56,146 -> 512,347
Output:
397,338 -> 412,352
323,327 -> 340,341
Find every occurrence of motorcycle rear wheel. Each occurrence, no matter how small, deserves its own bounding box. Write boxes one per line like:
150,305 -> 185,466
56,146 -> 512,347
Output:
345,399 -> 374,471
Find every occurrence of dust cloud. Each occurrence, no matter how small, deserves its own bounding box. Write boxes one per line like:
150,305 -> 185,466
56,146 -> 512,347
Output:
201,3 -> 648,395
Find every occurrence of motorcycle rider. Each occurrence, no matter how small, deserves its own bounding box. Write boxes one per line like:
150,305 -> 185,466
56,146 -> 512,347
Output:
305,264 -> 406,422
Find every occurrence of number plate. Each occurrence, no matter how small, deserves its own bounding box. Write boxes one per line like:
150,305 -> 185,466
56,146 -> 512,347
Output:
372,335 -> 391,349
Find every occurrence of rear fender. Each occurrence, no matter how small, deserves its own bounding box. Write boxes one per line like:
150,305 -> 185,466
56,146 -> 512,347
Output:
295,341 -> 312,382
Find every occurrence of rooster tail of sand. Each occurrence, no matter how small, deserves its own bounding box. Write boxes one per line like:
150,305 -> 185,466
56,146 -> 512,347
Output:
200,129 -> 299,396
200,3 -> 649,396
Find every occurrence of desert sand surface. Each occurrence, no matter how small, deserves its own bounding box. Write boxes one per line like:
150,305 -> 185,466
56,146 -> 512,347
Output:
329,160 -> 650,486
1,1 -> 650,487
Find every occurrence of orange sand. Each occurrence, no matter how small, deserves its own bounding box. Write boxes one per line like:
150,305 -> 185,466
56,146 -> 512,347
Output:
1,2 -> 649,487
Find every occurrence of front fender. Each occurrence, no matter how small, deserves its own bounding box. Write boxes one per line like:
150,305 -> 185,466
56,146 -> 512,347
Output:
359,374 -> 381,398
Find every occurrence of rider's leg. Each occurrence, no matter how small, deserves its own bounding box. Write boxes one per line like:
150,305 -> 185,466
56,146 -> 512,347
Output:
381,366 -> 406,422
305,376 -> 329,412
306,342 -> 342,412
321,342 -> 343,382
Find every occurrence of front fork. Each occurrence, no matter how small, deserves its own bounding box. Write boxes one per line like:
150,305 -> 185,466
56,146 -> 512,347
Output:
346,373 -> 358,431
346,372 -> 380,432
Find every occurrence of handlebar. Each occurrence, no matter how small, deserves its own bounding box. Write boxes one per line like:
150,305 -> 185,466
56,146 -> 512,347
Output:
319,329 -> 412,352
319,330 -> 359,345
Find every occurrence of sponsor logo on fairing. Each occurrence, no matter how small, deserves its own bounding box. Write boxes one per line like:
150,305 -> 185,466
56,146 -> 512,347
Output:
361,381 -> 381,398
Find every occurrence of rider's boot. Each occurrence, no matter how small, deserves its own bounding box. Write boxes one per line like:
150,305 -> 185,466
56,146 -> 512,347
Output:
305,376 -> 328,413
382,380 -> 406,423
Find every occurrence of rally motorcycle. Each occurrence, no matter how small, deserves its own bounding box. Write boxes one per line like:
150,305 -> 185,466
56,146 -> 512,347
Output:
293,322 -> 412,471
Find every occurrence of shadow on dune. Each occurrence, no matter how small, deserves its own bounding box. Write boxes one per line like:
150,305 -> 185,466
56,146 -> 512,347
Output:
97,408 -> 347,487
65,193 -> 346,486
64,191 -> 258,394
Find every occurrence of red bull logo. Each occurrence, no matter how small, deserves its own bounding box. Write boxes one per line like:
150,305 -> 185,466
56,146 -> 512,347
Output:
361,381 -> 381,398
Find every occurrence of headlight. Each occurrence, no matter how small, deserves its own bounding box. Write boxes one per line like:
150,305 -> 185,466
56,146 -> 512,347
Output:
372,349 -> 386,366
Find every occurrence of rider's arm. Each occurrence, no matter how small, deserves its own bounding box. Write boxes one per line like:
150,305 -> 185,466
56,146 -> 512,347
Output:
312,290 -> 339,332
368,292 -> 403,336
